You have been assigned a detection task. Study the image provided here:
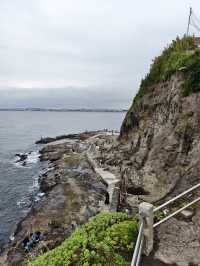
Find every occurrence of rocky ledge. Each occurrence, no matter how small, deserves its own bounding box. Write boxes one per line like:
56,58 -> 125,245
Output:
35,130 -> 118,144
0,131 -> 121,266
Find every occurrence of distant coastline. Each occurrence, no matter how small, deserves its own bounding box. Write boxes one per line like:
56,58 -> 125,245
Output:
0,108 -> 127,113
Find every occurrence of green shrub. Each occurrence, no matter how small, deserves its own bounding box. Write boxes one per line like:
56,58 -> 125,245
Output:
105,220 -> 138,252
133,36 -> 200,104
182,49 -> 200,96
153,210 -> 165,223
28,212 -> 138,266
120,35 -> 200,136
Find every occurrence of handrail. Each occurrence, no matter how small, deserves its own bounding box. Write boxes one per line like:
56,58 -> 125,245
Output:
154,182 -> 200,212
135,237 -> 144,266
130,182 -> 200,266
154,196 -> 200,228
131,219 -> 144,266
135,236 -> 144,266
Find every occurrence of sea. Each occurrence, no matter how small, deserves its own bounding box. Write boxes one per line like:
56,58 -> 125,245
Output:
0,111 -> 125,249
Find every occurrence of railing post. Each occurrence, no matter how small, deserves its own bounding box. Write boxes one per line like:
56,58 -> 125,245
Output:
139,202 -> 154,256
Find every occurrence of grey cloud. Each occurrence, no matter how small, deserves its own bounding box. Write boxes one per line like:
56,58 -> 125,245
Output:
0,86 -> 133,109
0,0 -> 200,108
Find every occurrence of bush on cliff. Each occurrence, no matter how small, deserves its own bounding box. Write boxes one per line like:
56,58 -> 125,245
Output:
120,36 -> 200,135
134,35 -> 200,103
28,212 -> 138,266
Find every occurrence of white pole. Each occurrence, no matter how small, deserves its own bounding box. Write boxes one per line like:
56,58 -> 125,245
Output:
139,202 -> 154,256
187,7 -> 192,36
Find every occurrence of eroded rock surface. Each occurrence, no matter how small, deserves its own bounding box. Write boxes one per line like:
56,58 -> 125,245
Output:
81,74 -> 200,265
119,73 -> 200,265
0,134 -> 109,266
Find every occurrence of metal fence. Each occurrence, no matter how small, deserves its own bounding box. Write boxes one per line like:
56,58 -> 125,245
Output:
130,182 -> 200,266
131,220 -> 144,266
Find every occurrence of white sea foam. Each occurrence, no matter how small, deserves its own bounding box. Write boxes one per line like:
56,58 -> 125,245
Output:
17,196 -> 31,208
26,151 -> 39,164
17,170 -> 45,209
13,160 -> 28,168
29,175 -> 39,191
9,234 -> 15,241
13,151 -> 39,168
34,192 -> 45,202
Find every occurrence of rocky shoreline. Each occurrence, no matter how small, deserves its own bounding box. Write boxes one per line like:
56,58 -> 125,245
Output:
0,131 -> 122,266
1,123 -> 200,266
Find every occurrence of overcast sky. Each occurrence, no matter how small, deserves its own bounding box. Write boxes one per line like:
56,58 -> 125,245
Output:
0,0 -> 200,108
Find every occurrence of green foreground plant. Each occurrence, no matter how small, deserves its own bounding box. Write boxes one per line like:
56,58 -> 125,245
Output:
28,212 -> 138,266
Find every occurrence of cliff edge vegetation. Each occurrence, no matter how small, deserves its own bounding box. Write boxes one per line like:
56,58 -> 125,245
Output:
122,36 -> 200,135
135,36 -> 200,100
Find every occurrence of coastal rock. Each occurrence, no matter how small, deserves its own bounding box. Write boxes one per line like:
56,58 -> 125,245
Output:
151,209 -> 200,266
0,134 -> 110,266
118,73 -> 200,265
180,209 -> 194,220
119,73 -> 200,203
35,130 -> 105,144
15,153 -> 28,165
14,152 -> 39,166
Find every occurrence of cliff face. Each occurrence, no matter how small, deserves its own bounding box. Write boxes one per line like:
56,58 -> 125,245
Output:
119,72 -> 200,265
120,72 -> 200,203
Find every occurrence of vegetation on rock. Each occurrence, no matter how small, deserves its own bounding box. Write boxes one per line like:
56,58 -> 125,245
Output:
28,212 -> 138,266
134,36 -> 199,103
121,36 -> 200,135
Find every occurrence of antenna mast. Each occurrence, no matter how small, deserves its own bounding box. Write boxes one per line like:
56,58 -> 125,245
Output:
187,7 -> 192,36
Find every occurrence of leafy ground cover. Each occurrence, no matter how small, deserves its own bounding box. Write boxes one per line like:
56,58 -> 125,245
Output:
28,212 -> 138,266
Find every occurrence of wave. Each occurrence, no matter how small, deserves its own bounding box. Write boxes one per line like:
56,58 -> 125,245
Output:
26,151 -> 39,164
13,151 -> 39,168
17,171 -> 45,209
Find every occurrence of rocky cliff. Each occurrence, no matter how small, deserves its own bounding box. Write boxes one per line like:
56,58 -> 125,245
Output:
118,37 -> 200,265
120,72 -> 200,202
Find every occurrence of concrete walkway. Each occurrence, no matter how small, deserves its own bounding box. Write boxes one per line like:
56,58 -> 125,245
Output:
95,167 -> 119,203
86,150 -> 119,211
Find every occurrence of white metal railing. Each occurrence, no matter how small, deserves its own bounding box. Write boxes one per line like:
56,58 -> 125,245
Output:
153,182 -> 200,213
130,182 -> 200,266
154,196 -> 200,228
131,220 -> 144,266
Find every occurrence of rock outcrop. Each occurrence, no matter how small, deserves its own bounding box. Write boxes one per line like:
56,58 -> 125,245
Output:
0,133 -> 110,266
120,72 -> 200,203
80,71 -> 200,264
118,71 -> 200,264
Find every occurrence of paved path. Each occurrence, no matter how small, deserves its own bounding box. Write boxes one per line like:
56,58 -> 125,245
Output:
94,167 -> 119,203
86,150 -> 119,211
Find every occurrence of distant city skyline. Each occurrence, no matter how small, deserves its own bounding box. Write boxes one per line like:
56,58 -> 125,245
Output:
0,107 -> 127,112
1,0 -> 200,108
